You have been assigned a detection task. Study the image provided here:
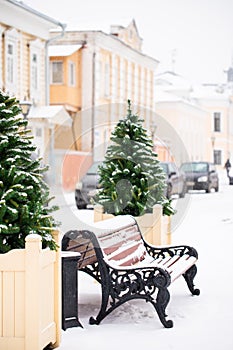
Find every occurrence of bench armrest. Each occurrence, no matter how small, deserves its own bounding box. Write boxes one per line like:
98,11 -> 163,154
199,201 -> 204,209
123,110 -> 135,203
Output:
143,241 -> 198,260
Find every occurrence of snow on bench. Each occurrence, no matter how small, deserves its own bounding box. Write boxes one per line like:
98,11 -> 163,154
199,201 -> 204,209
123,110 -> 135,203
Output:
62,215 -> 200,328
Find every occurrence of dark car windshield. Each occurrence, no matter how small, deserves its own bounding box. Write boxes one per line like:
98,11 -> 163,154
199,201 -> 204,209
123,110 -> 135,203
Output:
181,162 -> 208,173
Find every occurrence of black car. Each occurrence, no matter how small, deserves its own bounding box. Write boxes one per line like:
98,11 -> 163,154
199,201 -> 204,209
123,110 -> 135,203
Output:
75,161 -> 102,209
160,162 -> 187,199
180,161 -> 219,193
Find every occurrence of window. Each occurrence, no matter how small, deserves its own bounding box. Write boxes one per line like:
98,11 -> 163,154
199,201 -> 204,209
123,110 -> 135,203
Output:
141,68 -> 145,105
213,112 -> 221,132
29,39 -> 42,103
31,124 -> 44,157
120,58 -> 125,100
68,60 -> 76,86
127,62 -> 132,100
104,60 -> 110,97
112,55 -> 119,99
134,65 -> 138,104
35,127 -> 42,137
51,61 -> 63,84
214,150 -> 222,165
7,43 -> 14,84
5,28 -> 19,94
31,53 -> 38,90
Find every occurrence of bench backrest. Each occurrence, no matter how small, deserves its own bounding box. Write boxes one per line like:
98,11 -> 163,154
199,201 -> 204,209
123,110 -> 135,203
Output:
97,221 -> 147,267
63,215 -> 148,269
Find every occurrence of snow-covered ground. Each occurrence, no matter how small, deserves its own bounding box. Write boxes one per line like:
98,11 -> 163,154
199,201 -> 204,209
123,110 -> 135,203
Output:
52,170 -> 233,350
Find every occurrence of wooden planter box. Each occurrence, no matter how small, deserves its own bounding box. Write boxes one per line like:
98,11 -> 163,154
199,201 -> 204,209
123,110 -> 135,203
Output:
0,231 -> 61,350
94,204 -> 171,245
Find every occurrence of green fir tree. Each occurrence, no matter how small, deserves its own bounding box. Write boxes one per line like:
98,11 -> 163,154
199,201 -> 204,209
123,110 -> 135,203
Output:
0,90 -> 58,253
94,100 -> 175,217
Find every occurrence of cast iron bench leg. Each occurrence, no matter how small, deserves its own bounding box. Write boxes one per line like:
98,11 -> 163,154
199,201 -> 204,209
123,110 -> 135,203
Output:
183,265 -> 200,296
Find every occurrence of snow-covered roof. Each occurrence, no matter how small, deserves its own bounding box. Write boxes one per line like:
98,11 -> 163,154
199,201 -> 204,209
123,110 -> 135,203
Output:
191,84 -> 232,100
48,44 -> 82,57
156,71 -> 193,90
27,105 -> 72,126
155,89 -> 183,103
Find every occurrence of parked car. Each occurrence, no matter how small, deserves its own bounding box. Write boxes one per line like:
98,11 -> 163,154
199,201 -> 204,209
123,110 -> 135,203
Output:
75,160 -> 186,208
180,161 -> 219,193
75,161 -> 102,209
160,162 -> 187,199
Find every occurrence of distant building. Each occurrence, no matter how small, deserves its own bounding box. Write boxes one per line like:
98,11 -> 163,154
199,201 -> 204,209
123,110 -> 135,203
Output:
155,70 -> 233,167
49,20 -> 160,161
192,83 -> 233,167
155,71 -> 209,164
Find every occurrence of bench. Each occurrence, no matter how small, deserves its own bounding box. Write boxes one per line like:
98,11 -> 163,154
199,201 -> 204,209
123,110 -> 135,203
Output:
62,215 -> 200,328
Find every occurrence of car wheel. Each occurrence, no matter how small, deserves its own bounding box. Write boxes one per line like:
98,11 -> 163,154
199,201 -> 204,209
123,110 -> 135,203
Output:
205,183 -> 211,193
75,190 -> 87,209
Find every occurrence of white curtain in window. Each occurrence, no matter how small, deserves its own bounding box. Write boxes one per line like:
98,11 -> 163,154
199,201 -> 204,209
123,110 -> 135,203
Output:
68,60 -> 76,87
4,28 -> 19,95
29,39 -> 43,103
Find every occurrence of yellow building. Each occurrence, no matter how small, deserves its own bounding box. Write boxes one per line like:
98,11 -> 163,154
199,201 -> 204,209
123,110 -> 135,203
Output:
49,20 -> 159,161
0,0 -> 72,185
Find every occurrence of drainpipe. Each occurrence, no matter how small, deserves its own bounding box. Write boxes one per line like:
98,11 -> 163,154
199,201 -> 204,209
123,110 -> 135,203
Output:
45,24 -> 66,105
91,51 -> 96,154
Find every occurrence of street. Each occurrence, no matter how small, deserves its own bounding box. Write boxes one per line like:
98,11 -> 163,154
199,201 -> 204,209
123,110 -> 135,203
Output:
54,171 -> 233,350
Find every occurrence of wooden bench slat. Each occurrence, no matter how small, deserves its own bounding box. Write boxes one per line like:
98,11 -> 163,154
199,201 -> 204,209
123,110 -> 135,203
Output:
168,255 -> 197,282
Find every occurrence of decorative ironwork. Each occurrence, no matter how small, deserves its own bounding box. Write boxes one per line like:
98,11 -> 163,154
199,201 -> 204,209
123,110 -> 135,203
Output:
62,224 -> 200,328
183,264 -> 200,295
88,264 -> 173,328
144,241 -> 198,260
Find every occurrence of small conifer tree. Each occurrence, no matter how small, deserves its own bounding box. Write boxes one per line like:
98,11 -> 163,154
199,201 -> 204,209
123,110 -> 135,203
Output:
94,101 -> 174,217
0,90 -> 58,253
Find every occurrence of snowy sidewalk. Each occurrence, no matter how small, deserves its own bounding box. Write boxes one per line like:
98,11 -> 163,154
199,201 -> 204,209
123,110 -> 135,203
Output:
53,174 -> 233,350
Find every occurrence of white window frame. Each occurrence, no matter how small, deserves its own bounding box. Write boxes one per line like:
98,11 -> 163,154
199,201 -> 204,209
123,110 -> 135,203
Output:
141,68 -> 145,105
127,62 -> 132,100
29,122 -> 45,158
29,39 -> 43,103
213,112 -> 221,132
104,58 -> 110,97
134,65 -> 138,105
213,149 -> 222,165
120,58 -> 125,100
111,54 -> 117,99
4,28 -> 19,95
68,60 -> 76,87
50,60 -> 63,84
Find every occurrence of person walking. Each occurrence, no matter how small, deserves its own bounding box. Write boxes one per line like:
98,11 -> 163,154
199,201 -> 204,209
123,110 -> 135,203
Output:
224,159 -> 231,177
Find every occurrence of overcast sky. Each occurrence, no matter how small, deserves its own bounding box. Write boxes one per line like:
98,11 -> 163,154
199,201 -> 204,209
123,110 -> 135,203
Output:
25,0 -> 233,84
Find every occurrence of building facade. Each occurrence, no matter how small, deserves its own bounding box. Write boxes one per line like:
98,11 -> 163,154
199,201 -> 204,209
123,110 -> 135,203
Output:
155,71 -> 233,168
49,20 -> 160,161
0,0 -> 72,185
192,83 -> 233,167
155,72 -> 209,165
